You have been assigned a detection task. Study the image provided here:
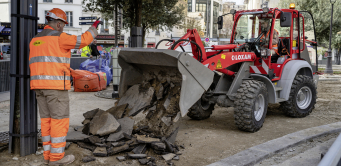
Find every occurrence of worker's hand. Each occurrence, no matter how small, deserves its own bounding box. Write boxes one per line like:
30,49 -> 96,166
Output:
92,18 -> 103,29
90,55 -> 93,58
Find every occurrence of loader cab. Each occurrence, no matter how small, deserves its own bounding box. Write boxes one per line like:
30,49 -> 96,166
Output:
227,7 -> 318,77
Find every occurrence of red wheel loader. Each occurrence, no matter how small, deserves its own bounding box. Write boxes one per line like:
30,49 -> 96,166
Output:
118,4 -> 319,132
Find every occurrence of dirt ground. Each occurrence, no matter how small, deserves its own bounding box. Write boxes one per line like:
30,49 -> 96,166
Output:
1,80 -> 341,166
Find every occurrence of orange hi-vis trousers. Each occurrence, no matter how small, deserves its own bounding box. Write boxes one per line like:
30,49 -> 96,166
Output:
35,89 -> 70,162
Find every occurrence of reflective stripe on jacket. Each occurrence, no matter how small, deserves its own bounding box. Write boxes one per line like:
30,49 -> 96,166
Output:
81,45 -> 92,57
29,25 -> 98,90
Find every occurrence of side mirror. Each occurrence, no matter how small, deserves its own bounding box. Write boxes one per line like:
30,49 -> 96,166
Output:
280,12 -> 292,27
218,16 -> 223,30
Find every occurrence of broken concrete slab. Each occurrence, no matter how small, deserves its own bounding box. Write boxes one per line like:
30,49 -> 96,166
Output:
82,156 -> 96,163
173,155 -> 179,160
117,85 -> 154,116
139,158 -> 149,165
95,143 -> 108,147
136,135 -> 161,144
65,142 -> 72,150
112,142 -> 125,147
132,109 -> 149,125
116,156 -> 126,161
66,131 -> 90,142
107,144 -> 129,156
90,111 -> 120,136
164,139 -> 174,153
83,108 -> 103,119
151,142 -> 166,151
107,117 -> 134,142
132,144 -> 147,154
166,127 -> 179,144
93,147 -> 107,157
77,142 -> 96,152
74,126 -> 83,131
127,153 -> 147,159
162,153 -> 176,161
156,83 -> 164,100
106,104 -> 128,119
173,112 -> 181,123
123,132 -> 132,140
82,119 -> 91,125
82,123 -> 90,135
161,116 -> 172,126
163,95 -> 171,110
88,136 -> 102,145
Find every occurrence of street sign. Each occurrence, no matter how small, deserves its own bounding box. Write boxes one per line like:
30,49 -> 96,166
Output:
79,22 -> 95,25
205,38 -> 209,42
79,16 -> 97,20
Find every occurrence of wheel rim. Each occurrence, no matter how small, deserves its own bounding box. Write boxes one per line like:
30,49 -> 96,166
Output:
200,99 -> 211,110
254,94 -> 265,121
296,86 -> 312,109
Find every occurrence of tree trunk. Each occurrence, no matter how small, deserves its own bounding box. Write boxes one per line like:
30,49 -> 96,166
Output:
135,0 -> 142,27
142,25 -> 146,48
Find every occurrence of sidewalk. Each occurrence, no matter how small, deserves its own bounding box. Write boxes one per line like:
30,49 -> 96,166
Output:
0,91 -> 10,103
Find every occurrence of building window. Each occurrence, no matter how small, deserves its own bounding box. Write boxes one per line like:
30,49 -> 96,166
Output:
196,3 -> 207,12
43,0 -> 52,2
188,0 -> 192,12
65,11 -> 73,27
65,0 -> 73,3
45,10 -> 49,24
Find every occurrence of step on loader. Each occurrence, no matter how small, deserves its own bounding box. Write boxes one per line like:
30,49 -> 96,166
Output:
118,3 -> 319,132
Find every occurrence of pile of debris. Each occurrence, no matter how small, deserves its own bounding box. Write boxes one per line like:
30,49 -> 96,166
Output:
67,76 -> 184,165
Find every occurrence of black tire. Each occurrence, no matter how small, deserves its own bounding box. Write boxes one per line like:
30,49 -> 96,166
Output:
234,80 -> 268,132
280,75 -> 316,117
187,99 -> 214,120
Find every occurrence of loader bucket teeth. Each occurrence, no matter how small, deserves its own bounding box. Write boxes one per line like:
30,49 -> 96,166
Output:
118,48 -> 215,117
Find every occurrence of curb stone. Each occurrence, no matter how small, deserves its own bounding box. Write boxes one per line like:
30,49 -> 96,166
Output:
207,122 -> 341,166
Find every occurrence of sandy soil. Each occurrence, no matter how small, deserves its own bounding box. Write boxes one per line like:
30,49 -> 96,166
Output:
1,80 -> 340,166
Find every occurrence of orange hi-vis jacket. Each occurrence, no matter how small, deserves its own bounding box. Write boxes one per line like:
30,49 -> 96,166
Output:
29,25 -> 98,90
261,29 -> 279,55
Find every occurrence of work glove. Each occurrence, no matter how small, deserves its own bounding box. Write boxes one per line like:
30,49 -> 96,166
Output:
92,18 -> 103,29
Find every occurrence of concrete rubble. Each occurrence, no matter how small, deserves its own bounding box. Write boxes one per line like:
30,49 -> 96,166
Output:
74,77 -> 184,165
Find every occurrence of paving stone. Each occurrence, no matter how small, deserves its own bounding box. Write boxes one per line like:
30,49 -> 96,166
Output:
136,135 -> 161,143
65,142 -> 72,150
106,104 -> 128,119
66,131 -> 90,142
139,158 -> 149,165
82,156 -> 96,163
162,153 -> 176,161
151,142 -> 166,151
90,111 -> 120,136
83,108 -> 103,119
116,156 -> 126,161
127,153 -> 147,159
88,136 -> 102,145
117,85 -> 155,116
107,144 -> 130,155
77,142 -> 96,152
161,116 -> 172,126
112,142 -> 125,147
107,117 -> 135,142
132,144 -> 147,154
93,147 -> 107,157
167,127 -> 179,144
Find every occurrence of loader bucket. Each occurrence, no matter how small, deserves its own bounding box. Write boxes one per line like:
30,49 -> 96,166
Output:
118,48 -> 215,117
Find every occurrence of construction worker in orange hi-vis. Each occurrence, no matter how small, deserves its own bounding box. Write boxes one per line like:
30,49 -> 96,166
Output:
29,8 -> 101,165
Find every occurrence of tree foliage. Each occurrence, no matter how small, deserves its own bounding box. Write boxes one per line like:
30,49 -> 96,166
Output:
83,0 -> 186,42
184,17 -> 205,37
280,0 -> 341,48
